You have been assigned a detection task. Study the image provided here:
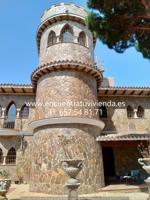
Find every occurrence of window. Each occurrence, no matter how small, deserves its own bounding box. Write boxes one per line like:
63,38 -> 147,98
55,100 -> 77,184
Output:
137,106 -> 144,118
99,106 -> 107,118
78,31 -> 86,46
4,102 -> 16,129
60,24 -> 73,43
0,106 -> 2,117
6,147 -> 16,165
47,31 -> 57,47
20,105 -> 29,119
127,105 -> 134,118
0,148 -> 3,164
6,102 -> 16,122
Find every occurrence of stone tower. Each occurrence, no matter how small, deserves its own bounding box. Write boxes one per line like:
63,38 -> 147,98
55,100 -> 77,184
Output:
30,3 -> 105,194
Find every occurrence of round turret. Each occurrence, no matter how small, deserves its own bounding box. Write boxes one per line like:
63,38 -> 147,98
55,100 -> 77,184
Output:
37,3 -> 96,64
32,3 -> 101,88
28,3 -> 105,195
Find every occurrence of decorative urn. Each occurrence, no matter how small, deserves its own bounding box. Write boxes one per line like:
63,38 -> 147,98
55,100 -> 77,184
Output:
61,159 -> 83,200
0,170 -> 11,198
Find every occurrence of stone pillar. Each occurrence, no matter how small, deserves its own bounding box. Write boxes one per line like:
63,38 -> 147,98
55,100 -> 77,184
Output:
0,108 -> 5,128
56,36 -> 59,43
3,156 -> 6,166
134,109 -> 138,118
1,108 -> 5,118
16,108 -> 20,119
15,108 -> 21,130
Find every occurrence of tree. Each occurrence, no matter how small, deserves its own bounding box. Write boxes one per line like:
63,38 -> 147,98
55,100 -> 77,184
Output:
86,0 -> 150,59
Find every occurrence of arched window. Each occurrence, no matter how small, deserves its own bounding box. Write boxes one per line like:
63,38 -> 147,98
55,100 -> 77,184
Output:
47,31 -> 57,47
78,31 -> 86,46
127,105 -> 134,118
6,102 -> 16,122
0,148 -> 3,164
5,102 -> 16,129
137,106 -> 144,118
99,106 -> 107,118
6,147 -> 16,165
20,105 -> 29,119
0,106 -> 2,117
60,24 -> 73,43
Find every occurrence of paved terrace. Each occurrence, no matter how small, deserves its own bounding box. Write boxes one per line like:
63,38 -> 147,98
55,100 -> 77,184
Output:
0,184 -> 149,200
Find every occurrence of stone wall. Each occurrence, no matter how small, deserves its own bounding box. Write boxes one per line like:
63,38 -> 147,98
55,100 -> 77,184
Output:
0,165 -> 17,181
0,136 -> 21,181
35,70 -> 99,120
0,94 -> 35,181
28,124 -> 104,194
41,3 -> 88,23
0,136 -> 20,156
99,96 -> 150,132
0,94 -> 35,110
16,136 -> 33,183
39,20 -> 94,66
39,42 -> 94,66
0,94 -> 35,130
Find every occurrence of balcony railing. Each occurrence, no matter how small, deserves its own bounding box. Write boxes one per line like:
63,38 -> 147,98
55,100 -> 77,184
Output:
0,156 -> 3,164
3,121 -> 15,129
6,155 -> 16,165
0,156 -> 16,165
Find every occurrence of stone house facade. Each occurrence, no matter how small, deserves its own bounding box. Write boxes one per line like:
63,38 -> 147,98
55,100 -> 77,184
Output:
0,2 -> 149,195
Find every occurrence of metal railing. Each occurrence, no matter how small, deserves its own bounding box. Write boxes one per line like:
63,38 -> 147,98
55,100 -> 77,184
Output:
3,121 -> 15,129
0,156 -> 3,164
5,155 -> 16,165
0,156 -> 16,165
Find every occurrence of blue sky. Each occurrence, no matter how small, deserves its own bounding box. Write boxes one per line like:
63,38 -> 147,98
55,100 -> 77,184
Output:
0,0 -> 149,86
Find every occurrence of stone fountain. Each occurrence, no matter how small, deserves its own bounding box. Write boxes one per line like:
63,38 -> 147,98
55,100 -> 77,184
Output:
0,179 -> 11,199
138,142 -> 150,200
0,170 -> 11,199
61,159 -> 83,200
138,158 -> 150,200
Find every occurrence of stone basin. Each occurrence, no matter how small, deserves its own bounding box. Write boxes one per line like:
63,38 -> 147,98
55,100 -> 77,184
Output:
61,159 -> 83,179
0,179 -> 11,197
143,165 -> 150,174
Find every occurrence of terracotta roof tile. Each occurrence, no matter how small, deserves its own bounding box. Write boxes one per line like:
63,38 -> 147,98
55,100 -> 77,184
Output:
97,133 -> 150,141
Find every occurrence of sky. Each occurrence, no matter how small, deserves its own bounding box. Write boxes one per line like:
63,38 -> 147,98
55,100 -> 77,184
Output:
0,0 -> 149,87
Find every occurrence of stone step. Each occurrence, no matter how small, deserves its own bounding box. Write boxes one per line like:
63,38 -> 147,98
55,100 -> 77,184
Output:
20,197 -> 129,200
100,184 -> 147,193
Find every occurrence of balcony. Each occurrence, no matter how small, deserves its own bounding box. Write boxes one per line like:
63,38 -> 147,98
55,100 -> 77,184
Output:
3,121 -> 15,129
1,117 -> 28,131
6,155 -> 16,165
0,156 -> 3,165
0,156 -> 16,166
